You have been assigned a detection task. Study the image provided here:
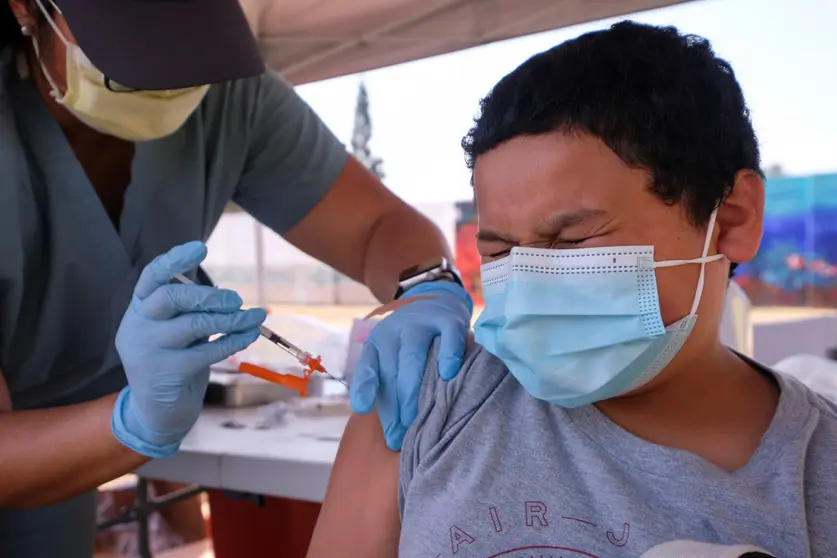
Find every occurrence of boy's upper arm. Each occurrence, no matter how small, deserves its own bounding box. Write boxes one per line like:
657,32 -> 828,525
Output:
307,411 -> 401,558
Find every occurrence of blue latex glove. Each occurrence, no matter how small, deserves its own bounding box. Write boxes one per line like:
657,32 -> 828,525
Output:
350,281 -> 473,450
111,241 -> 266,458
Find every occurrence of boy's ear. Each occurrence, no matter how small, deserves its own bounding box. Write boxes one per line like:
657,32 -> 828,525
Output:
716,170 -> 764,265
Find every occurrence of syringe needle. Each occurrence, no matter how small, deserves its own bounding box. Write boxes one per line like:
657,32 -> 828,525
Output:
325,372 -> 349,387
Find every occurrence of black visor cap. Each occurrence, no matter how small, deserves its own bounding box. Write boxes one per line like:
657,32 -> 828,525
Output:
56,0 -> 265,90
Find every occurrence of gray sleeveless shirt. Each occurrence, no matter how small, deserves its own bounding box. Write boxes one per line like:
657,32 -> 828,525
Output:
398,340 -> 837,557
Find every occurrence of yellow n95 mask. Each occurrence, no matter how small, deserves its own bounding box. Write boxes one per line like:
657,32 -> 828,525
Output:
31,0 -> 209,142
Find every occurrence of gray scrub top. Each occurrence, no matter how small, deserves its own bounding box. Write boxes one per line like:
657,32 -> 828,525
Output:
0,48 -> 348,411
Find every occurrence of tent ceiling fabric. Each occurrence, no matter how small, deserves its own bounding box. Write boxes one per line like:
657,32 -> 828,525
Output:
240,0 -> 693,85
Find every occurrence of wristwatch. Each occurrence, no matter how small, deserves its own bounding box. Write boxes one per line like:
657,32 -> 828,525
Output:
394,256 -> 464,299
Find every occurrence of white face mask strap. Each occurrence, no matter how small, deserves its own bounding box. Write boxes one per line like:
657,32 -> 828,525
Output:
29,0 -> 70,99
32,0 -> 68,45
688,209 -> 719,316
653,253 -> 723,268
28,36 -> 61,98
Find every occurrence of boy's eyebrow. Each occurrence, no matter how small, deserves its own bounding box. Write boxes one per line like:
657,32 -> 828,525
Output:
534,209 -> 608,237
476,209 -> 608,245
475,229 -> 517,244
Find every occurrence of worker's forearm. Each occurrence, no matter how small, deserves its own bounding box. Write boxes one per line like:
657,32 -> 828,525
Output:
362,205 -> 453,302
0,393 -> 148,508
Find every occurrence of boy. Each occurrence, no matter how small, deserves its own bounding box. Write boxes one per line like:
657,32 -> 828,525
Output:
308,21 -> 837,557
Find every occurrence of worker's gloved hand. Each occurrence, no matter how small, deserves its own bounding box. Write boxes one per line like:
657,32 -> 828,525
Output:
351,281 -> 473,450
111,241 -> 266,459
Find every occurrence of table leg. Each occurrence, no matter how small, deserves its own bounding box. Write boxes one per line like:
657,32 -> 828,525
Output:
97,479 -> 205,558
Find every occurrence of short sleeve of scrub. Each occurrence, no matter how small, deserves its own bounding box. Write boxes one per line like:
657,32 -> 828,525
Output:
232,71 -> 348,234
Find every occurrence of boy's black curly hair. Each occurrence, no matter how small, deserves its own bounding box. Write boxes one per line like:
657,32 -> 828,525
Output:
462,20 -> 762,230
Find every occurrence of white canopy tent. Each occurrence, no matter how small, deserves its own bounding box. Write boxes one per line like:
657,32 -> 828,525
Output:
239,0 -> 694,85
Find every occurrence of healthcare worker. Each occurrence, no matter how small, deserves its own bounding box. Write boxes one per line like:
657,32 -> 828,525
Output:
0,0 -> 473,555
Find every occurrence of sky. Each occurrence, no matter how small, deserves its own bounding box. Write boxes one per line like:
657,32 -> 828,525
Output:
296,0 -> 837,204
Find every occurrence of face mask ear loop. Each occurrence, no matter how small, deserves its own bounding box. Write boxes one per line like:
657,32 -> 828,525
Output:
28,36 -> 62,98
33,0 -> 68,43
31,0 -> 71,100
688,209 -> 719,316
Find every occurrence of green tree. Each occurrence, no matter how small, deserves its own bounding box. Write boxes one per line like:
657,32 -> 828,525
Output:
351,80 -> 385,181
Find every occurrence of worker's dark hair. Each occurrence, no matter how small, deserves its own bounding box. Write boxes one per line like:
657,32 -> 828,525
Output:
461,21 -> 761,276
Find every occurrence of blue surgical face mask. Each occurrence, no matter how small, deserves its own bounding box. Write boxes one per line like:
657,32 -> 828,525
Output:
473,211 -> 723,408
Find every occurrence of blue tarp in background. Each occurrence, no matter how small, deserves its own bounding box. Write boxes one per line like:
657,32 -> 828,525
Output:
736,173 -> 837,306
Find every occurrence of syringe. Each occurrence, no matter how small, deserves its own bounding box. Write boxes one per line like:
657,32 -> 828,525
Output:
173,273 -> 347,387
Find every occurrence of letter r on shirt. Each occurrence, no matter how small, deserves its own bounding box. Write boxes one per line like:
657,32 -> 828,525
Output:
525,501 -> 549,527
